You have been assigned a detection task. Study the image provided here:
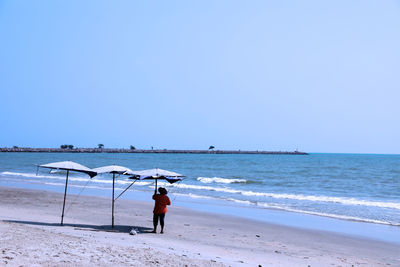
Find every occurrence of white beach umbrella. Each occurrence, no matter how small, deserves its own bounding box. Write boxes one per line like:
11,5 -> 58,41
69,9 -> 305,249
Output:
125,168 -> 184,193
92,165 -> 133,228
38,161 -> 97,225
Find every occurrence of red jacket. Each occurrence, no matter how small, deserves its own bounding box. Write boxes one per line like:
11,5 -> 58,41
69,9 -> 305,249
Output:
152,194 -> 171,214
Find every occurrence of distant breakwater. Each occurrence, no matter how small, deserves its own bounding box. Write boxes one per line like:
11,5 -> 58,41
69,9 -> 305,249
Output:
0,147 -> 308,155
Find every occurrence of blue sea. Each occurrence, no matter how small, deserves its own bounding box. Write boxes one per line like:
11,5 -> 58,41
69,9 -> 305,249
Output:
1,152 -> 399,242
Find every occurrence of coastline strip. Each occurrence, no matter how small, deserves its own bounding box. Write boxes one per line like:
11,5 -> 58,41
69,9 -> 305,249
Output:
0,147 -> 308,155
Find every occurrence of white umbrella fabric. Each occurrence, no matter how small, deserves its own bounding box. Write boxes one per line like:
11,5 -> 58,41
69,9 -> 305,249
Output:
125,168 -> 184,193
92,165 -> 133,228
38,161 -> 97,225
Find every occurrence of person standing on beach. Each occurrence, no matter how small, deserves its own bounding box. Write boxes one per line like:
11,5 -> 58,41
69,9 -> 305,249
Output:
152,187 -> 171,234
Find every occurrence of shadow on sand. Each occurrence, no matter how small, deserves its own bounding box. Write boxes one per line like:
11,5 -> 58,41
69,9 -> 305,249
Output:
4,219 -> 154,234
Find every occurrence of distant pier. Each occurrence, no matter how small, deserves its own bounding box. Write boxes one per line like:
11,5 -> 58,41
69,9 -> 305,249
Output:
0,147 -> 308,155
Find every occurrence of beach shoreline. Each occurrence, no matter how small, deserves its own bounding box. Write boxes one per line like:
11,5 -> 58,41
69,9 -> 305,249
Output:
1,185 -> 399,266
2,173 -> 399,244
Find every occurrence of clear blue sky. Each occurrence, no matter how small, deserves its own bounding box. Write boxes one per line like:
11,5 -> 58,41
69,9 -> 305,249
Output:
1,1 -> 399,153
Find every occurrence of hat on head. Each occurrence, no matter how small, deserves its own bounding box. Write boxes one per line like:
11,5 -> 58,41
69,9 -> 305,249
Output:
158,187 -> 168,194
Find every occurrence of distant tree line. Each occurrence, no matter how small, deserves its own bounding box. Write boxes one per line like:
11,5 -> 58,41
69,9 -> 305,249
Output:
57,144 -> 214,151
59,144 -> 138,150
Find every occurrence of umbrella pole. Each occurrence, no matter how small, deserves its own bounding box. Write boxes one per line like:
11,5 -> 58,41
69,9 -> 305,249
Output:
61,170 -> 69,226
155,179 -> 158,194
112,173 -> 115,228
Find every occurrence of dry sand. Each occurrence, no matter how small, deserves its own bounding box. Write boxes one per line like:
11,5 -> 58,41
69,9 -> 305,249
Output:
0,186 -> 399,266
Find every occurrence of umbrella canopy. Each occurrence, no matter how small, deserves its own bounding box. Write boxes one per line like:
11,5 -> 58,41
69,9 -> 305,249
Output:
38,161 -> 97,225
126,168 -> 184,194
92,165 -> 133,174
92,165 -> 133,228
39,161 -> 97,178
126,168 -> 184,183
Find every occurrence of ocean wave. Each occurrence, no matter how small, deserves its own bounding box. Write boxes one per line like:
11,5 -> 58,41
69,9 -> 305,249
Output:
2,171 -> 68,180
1,171 -> 151,186
197,177 -> 247,184
180,193 -> 399,226
168,183 -> 400,210
163,192 -> 400,226
223,198 -> 254,206
256,202 -> 399,226
3,171 -> 400,210
173,192 -> 215,200
43,182 -> 145,192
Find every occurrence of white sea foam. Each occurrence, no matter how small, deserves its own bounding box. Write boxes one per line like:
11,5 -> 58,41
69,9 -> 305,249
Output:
42,182 -> 64,186
2,171 -> 63,180
43,182 -> 140,192
224,198 -> 254,206
255,202 -> 399,226
172,183 -> 241,194
168,183 -> 400,210
1,171 -> 151,186
197,177 -> 247,184
173,192 -> 215,200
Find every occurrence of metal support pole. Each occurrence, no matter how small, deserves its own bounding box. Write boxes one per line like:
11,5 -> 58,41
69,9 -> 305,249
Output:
61,170 -> 69,226
115,180 -> 136,201
155,179 -> 158,194
112,173 -> 115,228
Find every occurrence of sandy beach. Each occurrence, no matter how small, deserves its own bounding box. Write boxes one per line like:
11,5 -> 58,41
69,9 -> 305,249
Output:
0,186 -> 399,267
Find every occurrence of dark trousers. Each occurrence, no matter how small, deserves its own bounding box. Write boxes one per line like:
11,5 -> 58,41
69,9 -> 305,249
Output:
153,213 -> 165,227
